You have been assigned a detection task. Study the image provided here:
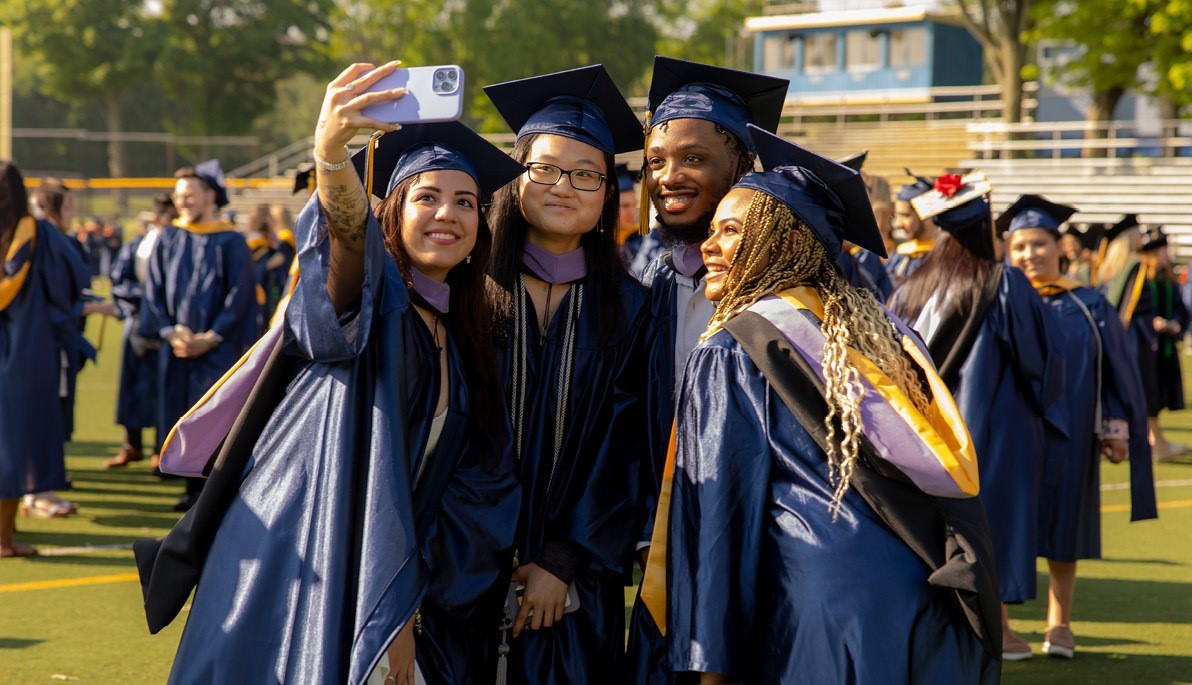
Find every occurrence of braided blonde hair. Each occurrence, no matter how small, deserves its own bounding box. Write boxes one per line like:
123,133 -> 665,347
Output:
704,191 -> 931,512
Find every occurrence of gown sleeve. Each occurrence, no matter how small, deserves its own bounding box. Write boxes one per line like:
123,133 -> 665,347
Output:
1092,293 -> 1158,521
285,194 -> 388,362
207,234 -> 257,344
993,267 -> 1065,425
423,436 -> 521,623
667,340 -> 771,679
109,239 -> 142,321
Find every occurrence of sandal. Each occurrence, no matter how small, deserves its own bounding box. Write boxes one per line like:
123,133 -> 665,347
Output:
104,447 -> 145,469
0,541 -> 39,558
20,493 -> 76,518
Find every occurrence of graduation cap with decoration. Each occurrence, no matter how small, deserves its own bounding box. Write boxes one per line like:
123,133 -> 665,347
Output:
1104,213 -> 1141,243
292,166 -> 315,196
614,162 -> 636,193
646,56 -> 789,153
910,171 -> 997,259
995,194 -> 1078,237
732,124 -> 886,260
484,64 -> 642,156
194,159 -> 229,208
1140,225 -> 1168,252
350,120 -> 526,202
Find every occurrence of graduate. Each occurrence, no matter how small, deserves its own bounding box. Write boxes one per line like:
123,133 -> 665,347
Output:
835,151 -> 894,301
142,160 -> 259,511
645,124 -> 1000,684
626,56 -> 788,685
885,169 -> 937,288
135,63 -> 522,685
614,163 -> 645,268
0,161 -> 93,554
888,174 -> 1064,660
104,193 -> 175,468
1103,221 -> 1189,460
483,65 -> 652,684
1002,195 -> 1156,659
1060,222 -> 1103,285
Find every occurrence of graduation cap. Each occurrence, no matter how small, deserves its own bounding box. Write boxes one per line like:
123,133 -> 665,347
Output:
292,166 -> 315,196
910,172 -> 996,259
733,124 -> 886,260
350,120 -> 525,201
1140,225 -> 1168,252
484,64 -> 642,155
614,162 -> 636,193
995,194 -> 1078,236
1104,213 -> 1140,243
194,159 -> 229,208
896,168 -> 934,202
1070,222 -> 1106,252
838,151 -> 868,172
647,56 -> 789,152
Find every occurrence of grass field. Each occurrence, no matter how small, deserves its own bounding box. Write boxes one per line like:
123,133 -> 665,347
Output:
3,310 -> 1192,684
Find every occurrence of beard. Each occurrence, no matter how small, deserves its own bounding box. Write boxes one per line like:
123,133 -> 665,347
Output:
657,209 -> 717,247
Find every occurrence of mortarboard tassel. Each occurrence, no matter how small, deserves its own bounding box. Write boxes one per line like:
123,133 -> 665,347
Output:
638,112 -> 653,236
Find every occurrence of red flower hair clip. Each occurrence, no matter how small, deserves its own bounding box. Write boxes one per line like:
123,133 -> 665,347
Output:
934,174 -> 964,198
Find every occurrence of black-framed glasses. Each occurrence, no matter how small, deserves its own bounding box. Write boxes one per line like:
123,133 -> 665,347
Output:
524,162 -> 606,192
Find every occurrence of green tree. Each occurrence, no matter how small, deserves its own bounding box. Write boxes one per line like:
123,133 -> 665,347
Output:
0,0 -> 161,199
1150,0 -> 1192,115
1028,0 -> 1152,133
952,0 -> 1034,123
155,0 -> 335,144
656,0 -> 764,70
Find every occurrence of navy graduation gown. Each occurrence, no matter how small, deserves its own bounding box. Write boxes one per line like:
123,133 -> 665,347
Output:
142,223 -> 259,433
854,247 -> 893,301
110,233 -> 160,431
159,201 -> 519,685
884,244 -> 930,288
0,220 -> 85,498
894,266 -> 1064,603
54,227 -> 95,442
1036,286 -> 1156,563
496,268 -> 651,685
666,310 -> 995,684
628,228 -> 666,279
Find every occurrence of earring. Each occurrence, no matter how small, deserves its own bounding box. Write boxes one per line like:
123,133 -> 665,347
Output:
465,254 -> 472,264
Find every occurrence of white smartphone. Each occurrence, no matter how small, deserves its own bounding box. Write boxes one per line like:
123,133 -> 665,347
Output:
359,64 -> 465,125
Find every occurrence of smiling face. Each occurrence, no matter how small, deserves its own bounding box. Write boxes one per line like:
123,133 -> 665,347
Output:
1008,227 -> 1061,283
399,169 -> 480,281
173,177 -> 215,225
645,118 -> 743,246
703,187 -> 764,302
518,134 -> 608,251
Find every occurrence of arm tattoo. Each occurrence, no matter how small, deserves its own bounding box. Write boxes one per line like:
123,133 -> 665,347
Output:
322,183 -> 368,243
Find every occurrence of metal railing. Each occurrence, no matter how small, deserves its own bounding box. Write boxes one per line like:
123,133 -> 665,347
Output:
967,119 -> 1192,159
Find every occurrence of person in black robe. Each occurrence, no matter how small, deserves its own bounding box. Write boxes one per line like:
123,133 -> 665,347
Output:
482,64 -> 653,684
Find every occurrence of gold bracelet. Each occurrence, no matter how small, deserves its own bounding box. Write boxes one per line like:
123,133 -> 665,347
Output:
313,146 -> 351,173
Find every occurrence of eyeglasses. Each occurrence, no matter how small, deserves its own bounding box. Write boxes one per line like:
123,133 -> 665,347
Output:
524,162 -> 606,192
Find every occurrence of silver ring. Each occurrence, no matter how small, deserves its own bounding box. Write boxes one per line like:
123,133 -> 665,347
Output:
384,676 -> 397,685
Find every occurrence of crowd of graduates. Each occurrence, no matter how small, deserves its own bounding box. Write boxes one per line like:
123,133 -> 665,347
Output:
0,54 -> 1180,685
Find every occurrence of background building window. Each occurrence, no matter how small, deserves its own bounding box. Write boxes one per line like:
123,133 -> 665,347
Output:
763,31 -> 797,71
846,30 -> 882,71
804,32 -> 838,73
889,27 -> 927,67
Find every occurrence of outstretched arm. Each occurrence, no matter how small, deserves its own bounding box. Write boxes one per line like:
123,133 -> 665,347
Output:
313,61 -> 404,314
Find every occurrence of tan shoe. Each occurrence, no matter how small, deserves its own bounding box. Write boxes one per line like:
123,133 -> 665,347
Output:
103,447 -> 144,468
1043,625 -> 1075,659
1002,629 -> 1033,661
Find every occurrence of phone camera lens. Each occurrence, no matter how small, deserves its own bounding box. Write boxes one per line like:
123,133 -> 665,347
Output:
446,70 -> 457,81
435,71 -> 446,81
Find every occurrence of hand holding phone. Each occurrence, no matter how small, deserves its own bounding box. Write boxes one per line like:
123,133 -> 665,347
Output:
314,61 -> 407,160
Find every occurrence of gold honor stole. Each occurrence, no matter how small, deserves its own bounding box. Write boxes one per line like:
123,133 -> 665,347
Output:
895,238 -> 935,258
1119,265 -> 1149,328
175,218 -> 238,235
0,217 -> 37,312
641,286 -> 979,633
1033,276 -> 1086,298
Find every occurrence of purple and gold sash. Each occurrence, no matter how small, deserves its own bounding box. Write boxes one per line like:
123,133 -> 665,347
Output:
642,286 -> 978,633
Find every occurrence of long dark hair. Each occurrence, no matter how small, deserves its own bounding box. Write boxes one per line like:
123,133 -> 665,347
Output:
889,232 -> 999,322
374,174 -> 505,462
0,161 -> 29,237
487,133 -> 628,344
